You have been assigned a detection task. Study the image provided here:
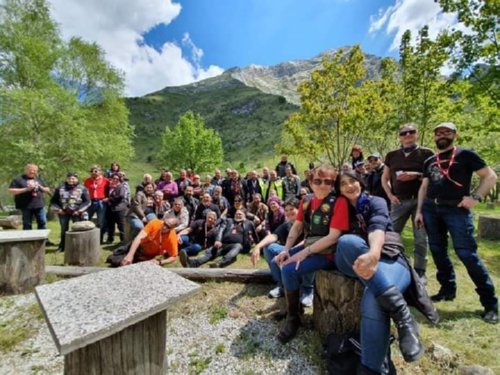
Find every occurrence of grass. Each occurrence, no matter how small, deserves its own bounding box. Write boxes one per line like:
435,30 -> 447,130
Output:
0,301 -> 42,353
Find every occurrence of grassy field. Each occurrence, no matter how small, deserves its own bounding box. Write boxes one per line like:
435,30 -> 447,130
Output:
30,203 -> 499,373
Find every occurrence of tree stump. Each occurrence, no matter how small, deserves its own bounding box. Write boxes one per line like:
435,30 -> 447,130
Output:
313,270 -> 364,342
65,228 -> 100,266
0,215 -> 22,229
0,230 -> 49,294
478,215 -> 500,240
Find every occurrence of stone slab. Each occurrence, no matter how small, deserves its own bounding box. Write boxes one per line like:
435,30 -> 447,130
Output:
35,262 -> 200,355
0,229 -> 51,243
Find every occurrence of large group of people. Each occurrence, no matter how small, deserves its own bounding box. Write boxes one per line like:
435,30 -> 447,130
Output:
8,121 -> 498,374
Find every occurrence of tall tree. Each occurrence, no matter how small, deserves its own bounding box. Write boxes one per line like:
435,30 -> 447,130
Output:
0,0 -> 134,185
157,111 -> 223,172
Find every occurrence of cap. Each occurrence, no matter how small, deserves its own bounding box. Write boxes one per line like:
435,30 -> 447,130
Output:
399,123 -> 417,132
434,122 -> 457,132
193,174 -> 200,179
367,153 -> 381,160
67,172 -> 78,178
354,160 -> 365,168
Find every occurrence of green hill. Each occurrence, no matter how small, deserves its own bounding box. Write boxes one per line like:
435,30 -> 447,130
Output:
126,73 -> 299,165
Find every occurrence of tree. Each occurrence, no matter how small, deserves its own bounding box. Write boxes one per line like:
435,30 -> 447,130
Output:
157,111 -> 223,172
0,0 -> 134,185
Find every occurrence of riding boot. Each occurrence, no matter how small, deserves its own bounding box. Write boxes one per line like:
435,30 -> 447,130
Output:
376,286 -> 424,362
277,290 -> 301,344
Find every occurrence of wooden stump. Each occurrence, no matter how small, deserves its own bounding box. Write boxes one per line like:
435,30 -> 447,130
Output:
65,310 -> 167,375
65,228 -> 100,266
478,215 -> 500,240
124,220 -> 133,243
0,230 -> 49,294
313,270 -> 364,342
0,215 -> 21,229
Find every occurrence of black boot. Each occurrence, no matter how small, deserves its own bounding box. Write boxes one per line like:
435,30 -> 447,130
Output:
376,286 -> 424,362
357,363 -> 381,375
430,287 -> 456,302
277,290 -> 301,343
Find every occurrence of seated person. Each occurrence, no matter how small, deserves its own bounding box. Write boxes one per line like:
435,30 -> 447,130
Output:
178,210 -> 219,257
150,190 -> 171,219
266,197 -> 285,234
181,185 -> 199,222
212,185 -> 230,218
180,210 -> 258,268
193,193 -> 221,221
115,217 -> 179,266
246,193 -> 268,239
157,171 -> 178,202
164,198 -> 190,233
226,194 -> 247,219
127,182 -> 156,238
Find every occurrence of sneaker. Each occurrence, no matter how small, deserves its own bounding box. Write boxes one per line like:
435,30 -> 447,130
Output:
268,286 -> 283,299
300,293 -> 314,307
482,309 -> 498,324
179,250 -> 189,268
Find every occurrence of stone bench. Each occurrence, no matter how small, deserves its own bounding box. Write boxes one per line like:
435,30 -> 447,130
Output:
478,214 -> 500,241
313,270 -> 364,342
35,262 -> 200,374
0,229 -> 50,294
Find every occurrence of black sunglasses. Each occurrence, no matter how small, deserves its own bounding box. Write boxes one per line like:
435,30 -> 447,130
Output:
399,130 -> 416,136
312,178 -> 334,186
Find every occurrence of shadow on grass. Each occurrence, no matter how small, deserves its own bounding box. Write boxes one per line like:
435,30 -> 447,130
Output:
435,308 -> 484,325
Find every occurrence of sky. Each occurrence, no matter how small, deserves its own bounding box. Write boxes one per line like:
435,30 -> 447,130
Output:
48,0 -> 457,97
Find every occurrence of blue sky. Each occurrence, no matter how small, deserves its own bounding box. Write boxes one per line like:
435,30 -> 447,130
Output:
49,0 -> 454,96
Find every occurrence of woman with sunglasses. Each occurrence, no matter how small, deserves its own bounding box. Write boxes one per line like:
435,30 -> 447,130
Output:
334,172 -> 435,374
275,165 -> 350,343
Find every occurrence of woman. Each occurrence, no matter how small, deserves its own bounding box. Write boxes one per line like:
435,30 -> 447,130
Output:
334,172 -> 427,374
150,190 -> 171,219
227,194 -> 246,219
275,165 -> 350,343
265,197 -> 285,234
104,173 -> 128,244
104,162 -> 120,179
350,145 -> 364,170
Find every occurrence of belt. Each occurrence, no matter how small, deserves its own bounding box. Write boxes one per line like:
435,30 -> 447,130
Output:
92,199 -> 103,202
396,194 -> 418,200
426,198 -> 461,206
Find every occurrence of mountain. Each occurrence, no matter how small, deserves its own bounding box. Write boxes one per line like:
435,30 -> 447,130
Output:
126,47 -> 385,164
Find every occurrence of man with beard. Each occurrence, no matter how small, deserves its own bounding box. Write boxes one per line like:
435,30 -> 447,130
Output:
50,172 -> 91,251
212,185 -> 230,218
178,210 -> 219,258
180,185 -> 199,222
180,209 -> 258,268
193,193 -> 221,221
382,123 -> 434,281
415,122 -> 498,324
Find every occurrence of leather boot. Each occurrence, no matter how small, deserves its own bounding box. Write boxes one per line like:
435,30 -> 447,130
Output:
376,286 -> 424,362
357,363 -> 381,375
277,290 -> 301,343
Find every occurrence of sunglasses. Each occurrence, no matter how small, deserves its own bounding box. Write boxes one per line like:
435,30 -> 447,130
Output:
399,130 -> 417,136
434,130 -> 454,136
312,178 -> 334,186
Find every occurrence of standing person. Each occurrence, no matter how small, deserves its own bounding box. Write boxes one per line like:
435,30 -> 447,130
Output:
50,172 -> 91,252
382,123 -> 434,280
275,154 -> 297,178
84,165 -> 109,243
245,170 -> 262,204
274,166 -> 350,343
366,153 -> 390,209
211,169 -> 224,187
175,169 -> 192,196
282,166 -> 301,204
415,122 -> 498,324
104,162 -> 120,178
157,171 -> 178,203
104,173 -> 128,244
8,164 -> 50,230
350,145 -> 364,170
266,170 -> 284,202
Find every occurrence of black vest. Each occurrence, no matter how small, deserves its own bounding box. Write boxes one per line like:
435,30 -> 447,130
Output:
302,192 -> 336,237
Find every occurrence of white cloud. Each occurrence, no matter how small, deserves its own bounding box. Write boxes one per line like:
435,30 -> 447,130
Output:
369,0 -> 458,51
48,0 -> 224,97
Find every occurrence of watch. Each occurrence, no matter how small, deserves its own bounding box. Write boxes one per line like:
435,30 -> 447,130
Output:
471,193 -> 482,202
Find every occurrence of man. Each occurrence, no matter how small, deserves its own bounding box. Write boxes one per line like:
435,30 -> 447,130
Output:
193,193 -> 221,221
382,123 -> 434,280
366,153 -> 390,208
266,170 -> 284,202
178,210 -> 219,257
175,169 -> 192,196
275,154 -> 297,178
212,185 -> 229,218
181,210 -> 258,268
164,198 -> 190,233
50,172 -> 91,251
118,217 -> 179,266
251,202 -> 314,307
180,185 -> 199,222
222,170 -> 246,205
245,170 -> 262,204
415,122 -> 498,324
282,166 -> 301,204
211,169 -> 224,187
84,165 -> 109,242
8,164 -> 51,230
261,167 -> 270,183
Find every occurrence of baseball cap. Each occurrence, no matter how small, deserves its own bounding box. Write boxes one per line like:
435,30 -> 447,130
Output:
399,123 -> 417,132
367,153 -> 381,160
434,122 -> 457,132
354,160 -> 365,168
67,172 -> 78,178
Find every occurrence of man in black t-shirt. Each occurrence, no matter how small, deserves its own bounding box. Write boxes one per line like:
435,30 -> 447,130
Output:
8,164 -> 51,230
415,122 -> 498,324
382,123 -> 434,280
178,210 -> 219,258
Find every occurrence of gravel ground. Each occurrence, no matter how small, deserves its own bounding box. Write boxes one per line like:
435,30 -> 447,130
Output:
0,289 -> 322,375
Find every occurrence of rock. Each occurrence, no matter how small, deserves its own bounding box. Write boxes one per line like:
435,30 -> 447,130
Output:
459,365 -> 494,375
431,343 -> 454,363
70,220 -> 96,231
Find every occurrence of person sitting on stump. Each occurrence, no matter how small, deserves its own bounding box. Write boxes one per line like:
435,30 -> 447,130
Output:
180,209 -> 258,268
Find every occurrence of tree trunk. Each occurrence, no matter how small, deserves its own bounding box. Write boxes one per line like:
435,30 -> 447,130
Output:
313,270 -> 364,342
0,215 -> 22,229
64,310 -> 166,375
478,215 -> 500,241
64,228 -> 101,266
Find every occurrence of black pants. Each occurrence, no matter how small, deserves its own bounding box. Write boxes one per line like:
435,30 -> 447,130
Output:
106,208 -> 126,243
194,243 -> 242,267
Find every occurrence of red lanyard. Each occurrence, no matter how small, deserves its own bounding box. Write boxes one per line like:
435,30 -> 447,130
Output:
435,147 -> 463,187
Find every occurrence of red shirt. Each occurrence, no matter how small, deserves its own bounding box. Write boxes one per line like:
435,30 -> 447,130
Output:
296,195 -> 349,231
84,176 -> 109,200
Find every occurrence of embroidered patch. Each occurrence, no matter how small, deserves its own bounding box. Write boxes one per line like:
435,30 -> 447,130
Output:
322,217 -> 329,226
313,215 -> 321,225
321,203 -> 330,213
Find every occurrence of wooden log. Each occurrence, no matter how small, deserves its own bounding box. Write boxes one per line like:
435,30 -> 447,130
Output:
124,220 -> 133,243
46,265 -> 274,283
65,310 -> 166,375
313,270 -> 364,342
0,230 -> 49,294
0,215 -> 21,229
478,215 -> 500,240
64,228 -> 101,266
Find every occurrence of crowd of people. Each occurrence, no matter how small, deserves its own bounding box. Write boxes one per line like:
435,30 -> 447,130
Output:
8,122 -> 498,374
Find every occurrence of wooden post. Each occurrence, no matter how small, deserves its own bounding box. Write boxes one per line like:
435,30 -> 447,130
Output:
478,215 -> 500,240
64,228 -> 100,266
313,270 -> 364,342
0,230 -> 50,294
35,262 -> 200,375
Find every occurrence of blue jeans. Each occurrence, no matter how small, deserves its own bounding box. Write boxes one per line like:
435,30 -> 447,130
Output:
335,234 -> 411,373
423,201 -> 497,310
281,245 -> 332,294
21,207 -> 47,230
87,201 -> 106,241
128,214 -> 157,239
265,243 -> 315,296
180,235 -> 203,256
